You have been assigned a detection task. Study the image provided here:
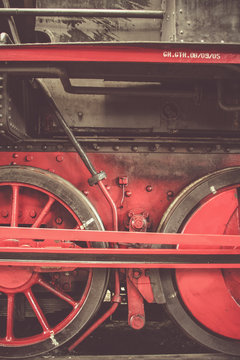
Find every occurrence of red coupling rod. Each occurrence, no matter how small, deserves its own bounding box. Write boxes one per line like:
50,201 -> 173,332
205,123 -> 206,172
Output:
68,270 -> 121,351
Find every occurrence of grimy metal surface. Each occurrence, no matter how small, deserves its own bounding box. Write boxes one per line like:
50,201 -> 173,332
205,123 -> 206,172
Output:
0,1 -> 239,357
29,354 -> 240,360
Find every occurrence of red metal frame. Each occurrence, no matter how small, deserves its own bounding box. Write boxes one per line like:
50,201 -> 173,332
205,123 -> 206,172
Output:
0,43 -> 239,64
0,226 -> 239,246
0,38 -> 239,352
0,228 -> 240,268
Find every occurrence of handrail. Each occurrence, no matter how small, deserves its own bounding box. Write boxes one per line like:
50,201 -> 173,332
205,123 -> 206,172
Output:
0,8 -> 164,19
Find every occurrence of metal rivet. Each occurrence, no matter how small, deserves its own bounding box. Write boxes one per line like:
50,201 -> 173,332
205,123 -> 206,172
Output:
125,191 -> 132,197
1,210 -> 8,218
29,210 -> 37,218
78,112 -> 83,120
113,145 -> 120,151
146,185 -> 152,192
132,146 -> 138,152
56,155 -> 63,162
151,144 -> 159,152
93,143 -> 100,151
12,153 -> 18,158
25,155 -> 33,162
167,191 -> 174,199
83,190 -> 89,196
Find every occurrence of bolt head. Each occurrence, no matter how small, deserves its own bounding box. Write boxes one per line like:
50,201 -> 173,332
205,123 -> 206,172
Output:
1,210 -> 8,218
55,217 -> 63,225
29,210 -> 37,218
62,282 -> 70,291
129,315 -> 145,330
128,210 -> 134,218
133,269 -> 141,279
133,218 -> 144,229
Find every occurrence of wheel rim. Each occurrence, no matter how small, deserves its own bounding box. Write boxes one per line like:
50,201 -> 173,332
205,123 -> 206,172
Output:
0,167 -> 108,358
159,167 -> 240,355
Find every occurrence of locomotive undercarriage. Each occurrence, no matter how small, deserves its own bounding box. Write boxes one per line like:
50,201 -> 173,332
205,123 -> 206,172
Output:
0,58 -> 239,357
0,1 -> 239,358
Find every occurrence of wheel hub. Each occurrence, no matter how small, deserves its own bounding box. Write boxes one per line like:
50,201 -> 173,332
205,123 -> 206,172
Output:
0,266 -> 35,292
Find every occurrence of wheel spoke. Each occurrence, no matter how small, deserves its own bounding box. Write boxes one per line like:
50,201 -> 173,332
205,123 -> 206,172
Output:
11,185 -> 19,227
5,294 -> 14,342
38,277 -> 78,308
32,196 -> 55,228
25,289 -> 50,334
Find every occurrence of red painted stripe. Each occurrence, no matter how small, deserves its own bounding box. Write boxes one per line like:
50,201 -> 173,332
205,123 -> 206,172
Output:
0,44 -> 239,64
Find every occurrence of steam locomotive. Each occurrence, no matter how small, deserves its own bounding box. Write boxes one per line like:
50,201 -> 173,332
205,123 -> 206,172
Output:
0,0 -> 239,358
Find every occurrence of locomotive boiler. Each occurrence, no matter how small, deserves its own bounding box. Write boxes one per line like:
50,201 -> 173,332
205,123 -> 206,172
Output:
0,0 -> 239,358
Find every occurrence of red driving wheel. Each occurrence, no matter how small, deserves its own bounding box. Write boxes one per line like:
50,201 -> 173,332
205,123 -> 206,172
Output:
0,166 -> 108,358
177,186 -> 240,339
159,167 -> 240,355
